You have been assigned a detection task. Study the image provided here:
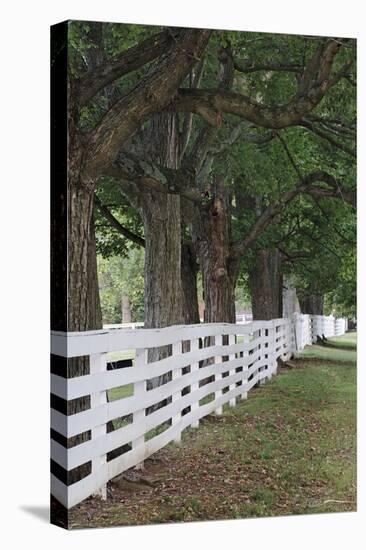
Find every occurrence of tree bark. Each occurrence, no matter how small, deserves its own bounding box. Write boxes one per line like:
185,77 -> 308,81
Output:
139,113 -> 183,330
121,295 -> 132,324
181,243 -> 200,324
68,180 -> 103,333
191,175 -> 237,323
299,294 -> 324,315
282,276 -> 301,317
142,192 -> 183,330
249,249 -> 283,320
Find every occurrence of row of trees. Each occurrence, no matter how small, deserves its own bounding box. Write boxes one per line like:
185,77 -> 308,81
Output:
56,22 -> 356,337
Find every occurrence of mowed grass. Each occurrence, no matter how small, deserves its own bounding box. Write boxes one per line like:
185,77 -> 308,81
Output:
295,331 -> 356,363
70,332 -> 356,528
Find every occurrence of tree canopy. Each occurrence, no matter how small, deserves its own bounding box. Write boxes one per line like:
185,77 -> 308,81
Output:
64,21 -> 356,327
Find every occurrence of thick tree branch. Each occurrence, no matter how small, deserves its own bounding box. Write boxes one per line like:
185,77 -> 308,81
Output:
300,119 -> 356,158
181,44 -> 236,178
171,39 -> 346,129
83,29 -> 211,182
78,30 -> 179,107
179,56 -> 205,159
306,114 -> 356,133
103,157 -> 202,203
233,60 -> 302,74
231,170 -> 356,258
279,248 -> 312,263
94,194 -> 145,247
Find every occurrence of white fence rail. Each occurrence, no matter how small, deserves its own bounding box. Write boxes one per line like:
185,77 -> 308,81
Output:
51,314 -> 346,509
103,322 -> 144,330
103,316 -> 250,329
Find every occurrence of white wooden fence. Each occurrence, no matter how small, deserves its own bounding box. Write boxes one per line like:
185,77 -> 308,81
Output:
294,313 -> 347,349
51,314 -> 346,509
103,322 -> 144,330
103,316 -> 250,328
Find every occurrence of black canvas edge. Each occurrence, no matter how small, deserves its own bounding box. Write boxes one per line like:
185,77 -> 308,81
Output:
50,20 -> 69,530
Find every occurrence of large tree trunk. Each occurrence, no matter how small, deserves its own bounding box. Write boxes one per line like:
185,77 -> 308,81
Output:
282,276 -> 301,318
201,257 -> 237,324
181,243 -> 200,324
141,113 -> 183,330
191,175 -> 237,323
137,114 -> 184,397
68,182 -> 103,333
121,295 -> 132,324
299,294 -> 324,315
142,192 -> 183,330
249,248 -> 282,320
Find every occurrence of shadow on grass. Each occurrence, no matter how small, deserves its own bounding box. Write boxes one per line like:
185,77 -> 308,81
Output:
290,357 -> 355,368
319,341 -> 356,352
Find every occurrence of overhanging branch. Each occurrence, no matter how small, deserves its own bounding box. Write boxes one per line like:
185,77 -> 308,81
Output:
231,170 -> 356,259
171,39 -> 347,129
83,29 -> 211,181
94,195 -> 145,247
78,30 -> 179,107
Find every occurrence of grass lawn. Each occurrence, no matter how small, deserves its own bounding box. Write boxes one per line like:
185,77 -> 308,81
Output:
70,332 -> 356,528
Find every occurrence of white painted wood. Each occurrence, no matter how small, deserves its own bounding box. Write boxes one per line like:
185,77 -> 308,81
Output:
52,352 -> 264,438
90,352 -> 107,499
132,348 -> 147,469
50,314 -> 348,509
214,334 -> 223,415
228,334 -> 236,407
172,341 -> 182,444
190,338 -> 199,428
240,333 -> 249,400
269,325 -> 277,376
51,321 -> 276,358
52,366 -> 251,470
51,340 -> 266,401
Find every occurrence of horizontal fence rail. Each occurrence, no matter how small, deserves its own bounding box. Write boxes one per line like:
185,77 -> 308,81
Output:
50,314 -> 346,509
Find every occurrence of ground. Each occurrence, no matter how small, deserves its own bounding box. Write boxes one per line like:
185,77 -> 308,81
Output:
69,332 -> 356,528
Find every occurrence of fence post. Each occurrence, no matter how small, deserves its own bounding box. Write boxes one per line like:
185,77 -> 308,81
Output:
215,334 -> 223,415
90,351 -> 107,499
306,315 -> 311,346
190,338 -> 200,428
311,315 -> 318,342
133,348 -> 147,469
228,334 -> 236,407
172,341 -> 183,444
290,318 -> 296,356
251,328 -> 261,386
268,321 -> 277,377
241,333 -> 249,400
260,327 -> 269,385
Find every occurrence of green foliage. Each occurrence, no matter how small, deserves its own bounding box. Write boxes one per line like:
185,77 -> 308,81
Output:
67,22 -> 356,320
97,248 -> 144,324
95,178 -> 144,259
282,196 -> 356,315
